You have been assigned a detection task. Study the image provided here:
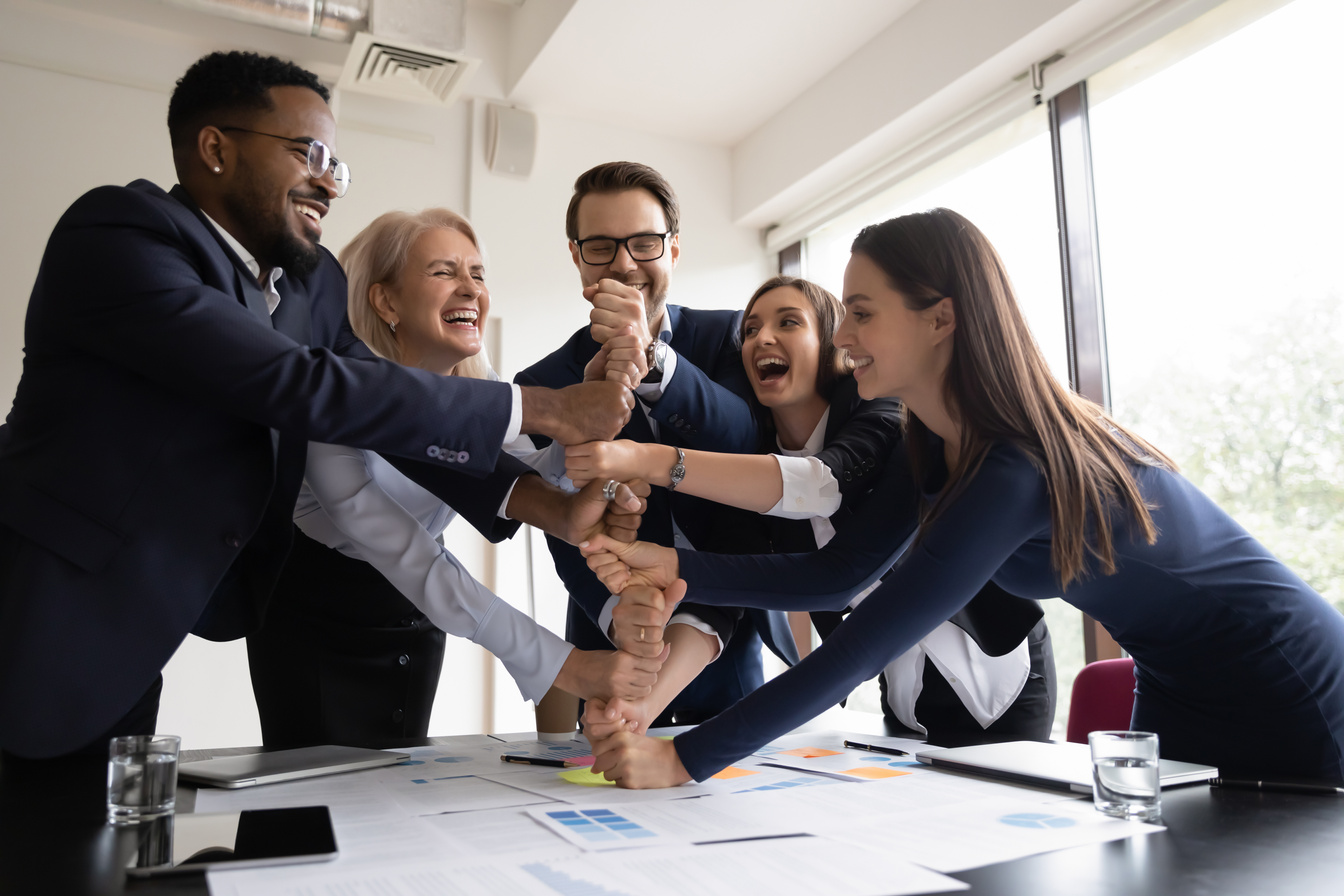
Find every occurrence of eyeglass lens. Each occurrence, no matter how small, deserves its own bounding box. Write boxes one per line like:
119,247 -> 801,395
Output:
580,234 -> 665,265
306,140 -> 350,198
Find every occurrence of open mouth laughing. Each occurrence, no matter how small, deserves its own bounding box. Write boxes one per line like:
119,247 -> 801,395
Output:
754,354 -> 790,385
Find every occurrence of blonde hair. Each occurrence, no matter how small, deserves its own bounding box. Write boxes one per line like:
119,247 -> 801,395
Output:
339,208 -> 491,380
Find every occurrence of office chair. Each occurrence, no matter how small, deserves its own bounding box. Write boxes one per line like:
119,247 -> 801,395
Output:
1066,658 -> 1137,743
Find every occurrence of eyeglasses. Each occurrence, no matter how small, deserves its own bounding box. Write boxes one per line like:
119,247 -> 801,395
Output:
218,126 -> 352,198
574,232 -> 671,265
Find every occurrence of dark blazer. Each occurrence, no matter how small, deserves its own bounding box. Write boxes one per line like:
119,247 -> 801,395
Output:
0,180 -> 519,757
516,305 -> 797,722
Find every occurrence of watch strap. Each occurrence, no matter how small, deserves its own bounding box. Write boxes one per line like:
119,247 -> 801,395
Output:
667,446 -> 686,491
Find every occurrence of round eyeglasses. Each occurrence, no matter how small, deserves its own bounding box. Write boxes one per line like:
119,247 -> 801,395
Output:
218,126 -> 352,198
574,232 -> 671,266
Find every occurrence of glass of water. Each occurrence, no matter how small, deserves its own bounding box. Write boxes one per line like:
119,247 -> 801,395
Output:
1088,730 -> 1160,821
107,734 -> 180,825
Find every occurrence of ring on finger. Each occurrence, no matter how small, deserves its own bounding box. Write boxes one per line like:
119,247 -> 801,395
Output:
602,479 -> 619,502
638,626 -> 645,642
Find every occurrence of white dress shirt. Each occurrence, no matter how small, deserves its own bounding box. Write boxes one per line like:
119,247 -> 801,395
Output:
293,412 -> 570,704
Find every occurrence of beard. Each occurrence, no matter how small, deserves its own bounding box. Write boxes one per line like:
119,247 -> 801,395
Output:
224,161 -> 324,278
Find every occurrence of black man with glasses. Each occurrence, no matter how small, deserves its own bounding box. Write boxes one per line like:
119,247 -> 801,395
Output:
517,162 -> 799,730
0,52 -> 639,761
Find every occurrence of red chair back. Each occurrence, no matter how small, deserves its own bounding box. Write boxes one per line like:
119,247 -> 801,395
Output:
1066,658 -> 1137,744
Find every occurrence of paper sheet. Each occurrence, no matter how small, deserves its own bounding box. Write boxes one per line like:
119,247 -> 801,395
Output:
840,794 -> 1166,872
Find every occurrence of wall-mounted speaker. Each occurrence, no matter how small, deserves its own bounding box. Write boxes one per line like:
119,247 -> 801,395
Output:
485,103 -> 537,179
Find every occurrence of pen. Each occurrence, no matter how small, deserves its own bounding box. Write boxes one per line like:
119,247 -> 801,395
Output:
843,740 -> 909,757
1210,777 -> 1344,795
500,754 -> 586,768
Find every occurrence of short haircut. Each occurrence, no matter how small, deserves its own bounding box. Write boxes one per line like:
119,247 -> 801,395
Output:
565,161 -> 680,240
167,51 -> 329,151
339,208 -> 491,380
740,275 -> 851,398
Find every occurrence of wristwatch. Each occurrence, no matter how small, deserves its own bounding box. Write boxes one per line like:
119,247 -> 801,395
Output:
643,339 -> 669,384
667,446 -> 686,491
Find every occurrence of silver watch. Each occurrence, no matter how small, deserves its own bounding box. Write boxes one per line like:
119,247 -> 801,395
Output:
667,446 -> 686,490
644,339 -> 669,384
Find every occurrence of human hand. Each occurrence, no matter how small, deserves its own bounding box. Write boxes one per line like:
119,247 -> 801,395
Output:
600,329 -> 651,390
582,695 -> 654,743
590,729 -> 692,789
565,440 -> 650,488
554,478 -> 644,546
602,478 -> 649,544
609,580 -> 685,657
556,646 -> 666,703
522,381 -> 633,445
579,534 -> 679,592
586,279 -> 653,347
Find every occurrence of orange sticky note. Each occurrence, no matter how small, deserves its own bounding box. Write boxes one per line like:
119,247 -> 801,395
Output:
710,766 -> 759,780
778,747 -> 843,759
842,767 -> 912,780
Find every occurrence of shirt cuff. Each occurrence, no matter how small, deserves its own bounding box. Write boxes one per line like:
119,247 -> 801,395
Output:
764,454 -> 842,519
504,383 -> 523,444
497,478 -> 521,520
668,613 -> 724,662
635,347 -> 677,403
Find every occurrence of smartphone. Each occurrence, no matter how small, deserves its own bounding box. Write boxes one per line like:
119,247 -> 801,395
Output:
125,805 -> 338,877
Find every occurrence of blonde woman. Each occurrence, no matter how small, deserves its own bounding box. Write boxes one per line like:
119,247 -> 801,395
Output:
248,209 -> 657,745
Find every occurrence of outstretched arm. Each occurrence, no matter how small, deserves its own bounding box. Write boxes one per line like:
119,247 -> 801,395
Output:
566,441 -> 788,513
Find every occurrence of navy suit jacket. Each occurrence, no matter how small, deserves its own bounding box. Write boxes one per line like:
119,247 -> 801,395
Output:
517,305 -> 797,720
0,180 -> 522,756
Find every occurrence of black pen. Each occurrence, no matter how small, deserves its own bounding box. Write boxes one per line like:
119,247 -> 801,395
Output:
501,754 -> 586,768
843,740 -> 909,757
1210,777 -> 1344,795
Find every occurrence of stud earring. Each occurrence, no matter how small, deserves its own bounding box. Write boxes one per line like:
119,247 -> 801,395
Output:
213,166 -> 221,173
389,322 -> 397,334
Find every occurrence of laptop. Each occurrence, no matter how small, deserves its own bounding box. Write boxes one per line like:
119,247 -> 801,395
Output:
915,740 -> 1218,794
178,745 -> 410,789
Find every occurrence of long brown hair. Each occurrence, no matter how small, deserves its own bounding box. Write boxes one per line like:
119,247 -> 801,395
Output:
851,208 -> 1174,587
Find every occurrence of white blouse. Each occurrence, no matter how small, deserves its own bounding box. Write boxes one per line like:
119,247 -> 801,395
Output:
292,431 -> 571,704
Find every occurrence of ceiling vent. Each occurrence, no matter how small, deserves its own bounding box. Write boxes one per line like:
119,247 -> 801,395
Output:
336,31 -> 479,106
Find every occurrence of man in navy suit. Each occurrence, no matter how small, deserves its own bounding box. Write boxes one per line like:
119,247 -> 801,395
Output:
517,162 -> 797,726
0,52 -> 639,760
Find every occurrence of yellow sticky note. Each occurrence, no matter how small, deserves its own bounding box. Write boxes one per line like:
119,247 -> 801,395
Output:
559,767 -> 615,786
778,747 -> 843,759
842,767 -> 912,780
710,766 -> 759,780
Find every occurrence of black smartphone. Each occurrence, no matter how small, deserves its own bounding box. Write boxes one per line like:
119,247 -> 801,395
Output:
125,805 -> 338,877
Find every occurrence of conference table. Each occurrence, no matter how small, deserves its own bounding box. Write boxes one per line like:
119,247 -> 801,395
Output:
3,711 -> 1342,896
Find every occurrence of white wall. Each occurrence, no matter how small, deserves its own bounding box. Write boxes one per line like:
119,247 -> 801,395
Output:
0,6 -> 768,749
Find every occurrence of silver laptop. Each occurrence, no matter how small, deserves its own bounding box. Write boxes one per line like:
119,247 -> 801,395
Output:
916,740 -> 1217,794
178,745 -> 410,789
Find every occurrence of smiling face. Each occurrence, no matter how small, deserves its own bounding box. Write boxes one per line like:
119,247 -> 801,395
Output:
570,188 -> 679,328
218,85 -> 337,277
741,286 -> 826,411
837,252 -> 953,404
374,227 -> 488,375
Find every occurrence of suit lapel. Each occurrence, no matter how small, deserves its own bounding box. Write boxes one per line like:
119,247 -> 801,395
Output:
167,184 -> 273,327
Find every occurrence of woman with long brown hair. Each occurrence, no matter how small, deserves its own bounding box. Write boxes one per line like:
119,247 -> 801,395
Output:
580,207 -> 1344,787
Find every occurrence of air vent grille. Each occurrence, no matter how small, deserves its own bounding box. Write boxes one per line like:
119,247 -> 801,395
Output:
337,32 -> 478,106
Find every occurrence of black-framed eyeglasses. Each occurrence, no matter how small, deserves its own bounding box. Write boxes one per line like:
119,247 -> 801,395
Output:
574,231 -> 671,265
218,126 -> 352,198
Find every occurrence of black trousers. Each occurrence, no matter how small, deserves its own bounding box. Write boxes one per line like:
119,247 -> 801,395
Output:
880,619 -> 1057,746
246,527 -> 446,748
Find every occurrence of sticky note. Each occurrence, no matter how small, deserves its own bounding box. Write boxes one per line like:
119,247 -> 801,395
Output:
842,767 -> 912,780
559,767 -> 615,786
778,747 -> 843,759
710,766 -> 759,780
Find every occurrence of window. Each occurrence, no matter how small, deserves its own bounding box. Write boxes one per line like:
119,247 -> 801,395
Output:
1091,0 -> 1344,614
